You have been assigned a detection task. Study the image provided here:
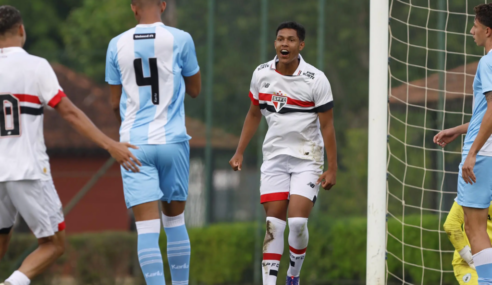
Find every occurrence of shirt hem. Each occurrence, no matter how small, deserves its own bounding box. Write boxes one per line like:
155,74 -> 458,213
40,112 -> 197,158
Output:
263,151 -> 324,163
121,137 -> 191,145
106,80 -> 122,85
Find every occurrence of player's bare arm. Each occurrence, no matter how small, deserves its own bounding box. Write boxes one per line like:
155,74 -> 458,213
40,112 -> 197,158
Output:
462,91 -> 492,184
229,102 -> 262,171
55,96 -> 141,172
434,123 -> 469,148
110,84 -> 123,124
316,109 -> 337,190
184,71 -> 201,98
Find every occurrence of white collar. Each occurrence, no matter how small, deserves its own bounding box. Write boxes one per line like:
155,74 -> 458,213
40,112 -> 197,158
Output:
136,22 -> 165,28
0,47 -> 26,55
270,54 -> 305,76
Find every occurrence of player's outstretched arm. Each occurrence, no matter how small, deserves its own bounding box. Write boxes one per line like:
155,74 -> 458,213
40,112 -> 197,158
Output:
184,71 -> 201,98
55,97 -> 141,172
433,123 -> 469,148
443,202 -> 475,269
229,103 -> 262,171
317,109 -> 337,190
463,92 -> 492,184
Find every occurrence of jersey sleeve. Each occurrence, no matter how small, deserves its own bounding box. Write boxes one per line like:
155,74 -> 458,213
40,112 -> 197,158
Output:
249,69 -> 260,106
480,59 -> 492,95
312,73 -> 334,113
105,38 -> 122,85
180,32 -> 200,77
443,201 -> 468,252
35,59 -> 66,108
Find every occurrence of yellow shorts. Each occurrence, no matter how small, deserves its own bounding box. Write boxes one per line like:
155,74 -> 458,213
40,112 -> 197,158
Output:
454,264 -> 478,285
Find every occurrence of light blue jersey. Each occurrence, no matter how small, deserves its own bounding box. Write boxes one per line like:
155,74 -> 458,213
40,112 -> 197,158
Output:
463,51 -> 492,156
105,22 -> 200,145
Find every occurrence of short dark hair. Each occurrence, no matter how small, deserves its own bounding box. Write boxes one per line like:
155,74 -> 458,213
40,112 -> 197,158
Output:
131,0 -> 162,7
475,3 -> 492,29
0,5 -> 22,36
276,21 -> 306,41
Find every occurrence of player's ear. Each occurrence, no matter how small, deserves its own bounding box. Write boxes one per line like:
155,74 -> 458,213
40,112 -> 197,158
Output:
160,1 -> 167,13
299,41 -> 305,52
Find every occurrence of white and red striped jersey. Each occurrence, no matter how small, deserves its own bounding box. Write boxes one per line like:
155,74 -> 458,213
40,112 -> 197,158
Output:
0,47 -> 66,182
249,55 -> 334,162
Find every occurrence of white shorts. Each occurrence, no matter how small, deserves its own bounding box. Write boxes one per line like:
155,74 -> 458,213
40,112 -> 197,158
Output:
0,179 -> 65,238
260,155 -> 323,204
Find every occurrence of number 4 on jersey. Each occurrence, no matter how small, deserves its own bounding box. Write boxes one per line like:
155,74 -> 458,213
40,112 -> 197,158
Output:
134,58 -> 160,105
0,94 -> 21,137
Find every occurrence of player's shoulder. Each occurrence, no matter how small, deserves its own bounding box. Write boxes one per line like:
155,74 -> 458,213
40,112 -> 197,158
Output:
109,27 -> 137,47
19,53 -> 51,72
300,60 -> 328,83
158,25 -> 193,42
253,59 -> 276,76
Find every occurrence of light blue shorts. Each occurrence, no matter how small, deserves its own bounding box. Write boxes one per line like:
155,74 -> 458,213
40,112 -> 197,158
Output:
457,154 -> 492,209
121,141 -> 190,209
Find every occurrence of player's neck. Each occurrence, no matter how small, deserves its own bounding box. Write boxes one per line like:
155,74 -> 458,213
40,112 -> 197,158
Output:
137,14 -> 162,25
485,40 -> 492,54
276,59 -> 300,76
0,38 -> 23,49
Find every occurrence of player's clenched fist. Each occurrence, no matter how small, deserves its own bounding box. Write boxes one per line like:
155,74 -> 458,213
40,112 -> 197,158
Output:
229,153 -> 243,171
107,142 -> 142,173
317,169 -> 337,190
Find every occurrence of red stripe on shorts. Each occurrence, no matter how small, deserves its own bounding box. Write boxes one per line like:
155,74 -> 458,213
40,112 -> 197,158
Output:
263,253 -> 282,261
58,221 -> 66,231
260,192 -> 289,203
289,246 -> 307,254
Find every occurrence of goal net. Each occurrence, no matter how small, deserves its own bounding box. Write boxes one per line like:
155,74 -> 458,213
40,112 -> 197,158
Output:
386,0 -> 486,284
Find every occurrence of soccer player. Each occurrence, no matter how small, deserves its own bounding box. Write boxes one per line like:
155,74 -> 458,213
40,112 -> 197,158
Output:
434,4 -> 492,284
444,201 -> 492,285
105,1 -> 200,284
229,22 -> 337,285
0,5 -> 141,285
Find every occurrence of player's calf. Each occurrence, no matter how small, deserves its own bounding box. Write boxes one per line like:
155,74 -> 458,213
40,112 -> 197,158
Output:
162,212 -> 190,285
287,217 -> 309,279
136,219 -> 165,285
262,217 -> 286,285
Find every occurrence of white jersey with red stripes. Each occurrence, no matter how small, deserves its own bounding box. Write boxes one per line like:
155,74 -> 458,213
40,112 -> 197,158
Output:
0,47 -> 66,182
249,55 -> 334,162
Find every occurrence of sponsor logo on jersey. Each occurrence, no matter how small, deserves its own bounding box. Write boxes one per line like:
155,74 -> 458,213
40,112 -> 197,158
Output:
258,63 -> 269,70
272,91 -> 287,112
145,271 -> 163,278
307,182 -> 316,188
263,83 -> 270,88
134,33 -> 156,40
463,273 -> 472,283
303,71 -> 315,79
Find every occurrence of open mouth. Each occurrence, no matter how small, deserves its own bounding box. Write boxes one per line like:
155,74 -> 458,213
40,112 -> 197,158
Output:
280,49 -> 290,56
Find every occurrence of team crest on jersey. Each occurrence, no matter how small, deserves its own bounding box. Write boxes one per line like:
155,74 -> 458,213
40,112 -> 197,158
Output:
272,91 -> 287,112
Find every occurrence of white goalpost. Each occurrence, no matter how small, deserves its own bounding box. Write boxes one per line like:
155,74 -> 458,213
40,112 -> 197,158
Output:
367,0 -> 390,284
368,0 -> 488,284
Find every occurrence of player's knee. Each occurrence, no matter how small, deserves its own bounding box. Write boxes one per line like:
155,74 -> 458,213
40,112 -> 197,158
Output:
288,217 -> 308,236
38,236 -> 65,258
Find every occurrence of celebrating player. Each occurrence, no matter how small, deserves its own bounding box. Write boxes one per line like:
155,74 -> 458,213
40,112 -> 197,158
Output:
444,201 -> 492,285
105,0 -> 201,284
229,21 -> 337,285
434,4 -> 492,283
0,5 -> 140,285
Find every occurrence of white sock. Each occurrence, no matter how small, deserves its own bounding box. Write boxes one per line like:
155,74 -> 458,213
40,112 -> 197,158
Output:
6,271 -> 30,285
287,217 -> 309,278
161,212 -> 185,228
262,217 -> 286,285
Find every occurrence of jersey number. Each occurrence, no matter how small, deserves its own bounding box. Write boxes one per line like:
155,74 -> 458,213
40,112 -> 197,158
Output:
134,58 -> 160,105
0,94 -> 21,137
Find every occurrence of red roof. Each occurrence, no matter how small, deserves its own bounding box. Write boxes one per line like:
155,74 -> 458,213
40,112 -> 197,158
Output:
44,64 -> 239,150
390,61 -> 477,104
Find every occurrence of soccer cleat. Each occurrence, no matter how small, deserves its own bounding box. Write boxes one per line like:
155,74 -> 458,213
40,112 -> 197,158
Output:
286,276 -> 300,285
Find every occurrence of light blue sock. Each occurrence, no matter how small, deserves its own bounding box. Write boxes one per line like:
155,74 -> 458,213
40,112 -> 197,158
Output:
163,213 -> 190,285
474,248 -> 492,285
136,219 -> 166,285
